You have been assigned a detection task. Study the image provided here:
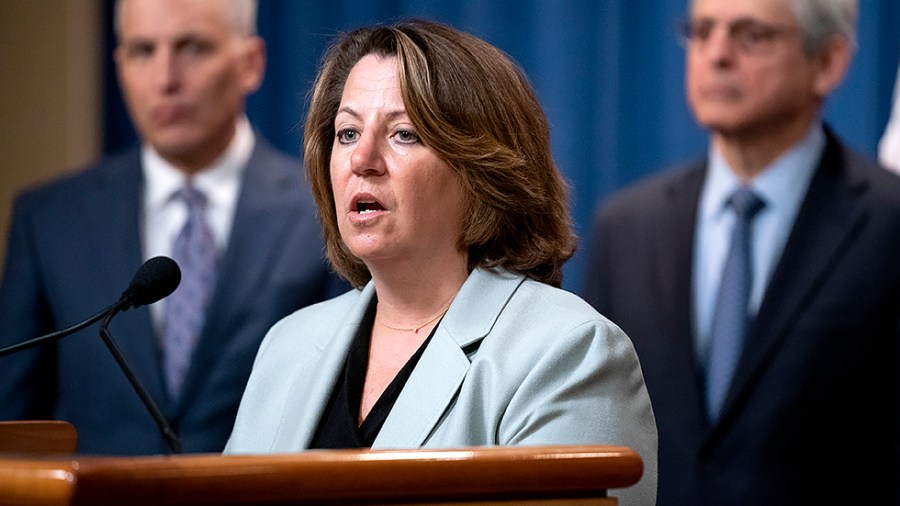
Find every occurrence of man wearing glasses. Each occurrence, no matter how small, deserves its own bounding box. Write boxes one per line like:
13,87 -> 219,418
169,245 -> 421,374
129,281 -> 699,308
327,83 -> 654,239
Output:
582,0 -> 900,504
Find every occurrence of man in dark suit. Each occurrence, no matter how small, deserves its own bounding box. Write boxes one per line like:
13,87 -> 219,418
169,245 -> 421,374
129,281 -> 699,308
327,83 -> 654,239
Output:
0,0 -> 343,455
583,0 -> 900,504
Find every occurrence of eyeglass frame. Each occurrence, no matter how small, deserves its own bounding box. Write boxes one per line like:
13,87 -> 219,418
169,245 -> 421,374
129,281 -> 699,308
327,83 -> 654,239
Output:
676,16 -> 802,56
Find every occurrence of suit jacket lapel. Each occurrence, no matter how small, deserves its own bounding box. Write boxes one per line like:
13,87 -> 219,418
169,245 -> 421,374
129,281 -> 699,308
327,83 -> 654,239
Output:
659,166 -> 705,353
713,132 -> 868,431
267,268 -> 522,450
657,165 -> 710,423
92,150 -> 170,406
204,139 -> 301,332
374,268 -> 524,448
175,140 -> 302,410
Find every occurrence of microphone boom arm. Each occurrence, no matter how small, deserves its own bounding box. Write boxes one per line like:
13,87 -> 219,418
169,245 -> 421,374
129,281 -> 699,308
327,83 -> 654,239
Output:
0,302 -> 118,358
0,256 -> 184,453
99,303 -> 183,454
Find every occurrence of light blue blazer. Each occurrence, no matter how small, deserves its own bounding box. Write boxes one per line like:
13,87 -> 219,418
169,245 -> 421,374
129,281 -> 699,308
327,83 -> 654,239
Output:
226,267 -> 657,504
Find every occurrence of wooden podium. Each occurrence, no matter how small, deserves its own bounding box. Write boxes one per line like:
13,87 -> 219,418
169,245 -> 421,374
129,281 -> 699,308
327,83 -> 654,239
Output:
0,423 -> 643,505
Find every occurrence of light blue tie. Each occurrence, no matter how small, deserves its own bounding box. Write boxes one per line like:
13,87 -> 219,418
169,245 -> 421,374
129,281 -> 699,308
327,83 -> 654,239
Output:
705,186 -> 765,422
164,184 -> 218,398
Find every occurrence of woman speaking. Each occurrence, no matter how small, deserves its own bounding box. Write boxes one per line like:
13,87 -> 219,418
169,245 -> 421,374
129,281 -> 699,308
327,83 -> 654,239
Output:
226,19 -> 657,504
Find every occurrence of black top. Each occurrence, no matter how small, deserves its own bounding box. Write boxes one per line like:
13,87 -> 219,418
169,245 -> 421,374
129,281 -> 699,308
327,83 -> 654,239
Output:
310,298 -> 436,448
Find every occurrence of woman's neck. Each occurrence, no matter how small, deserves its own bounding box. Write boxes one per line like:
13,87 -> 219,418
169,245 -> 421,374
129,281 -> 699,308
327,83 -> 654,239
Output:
369,253 -> 469,327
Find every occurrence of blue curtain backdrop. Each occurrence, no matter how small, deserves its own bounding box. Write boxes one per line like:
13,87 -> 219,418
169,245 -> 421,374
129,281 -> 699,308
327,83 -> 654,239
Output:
102,0 -> 900,293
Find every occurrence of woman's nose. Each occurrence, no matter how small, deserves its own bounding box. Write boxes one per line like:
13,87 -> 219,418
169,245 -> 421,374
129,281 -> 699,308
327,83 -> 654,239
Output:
350,132 -> 387,176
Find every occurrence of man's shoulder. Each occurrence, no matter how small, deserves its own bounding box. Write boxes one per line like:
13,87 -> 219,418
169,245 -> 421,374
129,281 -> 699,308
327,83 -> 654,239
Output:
251,134 -> 296,157
242,135 -> 312,196
824,133 -> 900,212
247,135 -> 302,174
15,147 -> 141,210
597,159 -> 705,220
854,165 -> 900,220
620,159 -> 704,198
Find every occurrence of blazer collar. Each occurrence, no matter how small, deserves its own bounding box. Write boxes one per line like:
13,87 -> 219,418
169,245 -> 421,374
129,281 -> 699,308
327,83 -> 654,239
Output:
273,267 -> 526,450
374,268 -> 526,447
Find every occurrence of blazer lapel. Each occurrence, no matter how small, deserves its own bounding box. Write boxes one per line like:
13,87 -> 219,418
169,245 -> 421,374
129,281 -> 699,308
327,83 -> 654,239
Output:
658,165 -> 705,354
174,140 -> 303,410
272,284 -> 375,451
373,268 -> 524,448
204,140 -> 302,332
91,151 -> 171,406
713,132 -> 869,431
371,328 -> 471,448
657,165 -> 710,421
265,269 -> 521,450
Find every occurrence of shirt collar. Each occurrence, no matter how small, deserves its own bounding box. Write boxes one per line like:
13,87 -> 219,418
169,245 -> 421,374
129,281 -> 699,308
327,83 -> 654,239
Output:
143,116 -> 255,211
700,121 -> 825,221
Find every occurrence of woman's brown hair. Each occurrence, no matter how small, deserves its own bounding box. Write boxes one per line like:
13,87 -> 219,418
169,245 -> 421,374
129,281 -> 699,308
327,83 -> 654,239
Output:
305,19 -> 575,288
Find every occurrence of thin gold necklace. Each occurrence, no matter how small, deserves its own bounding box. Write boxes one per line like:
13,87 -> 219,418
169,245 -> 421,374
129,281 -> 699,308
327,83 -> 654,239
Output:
377,299 -> 453,333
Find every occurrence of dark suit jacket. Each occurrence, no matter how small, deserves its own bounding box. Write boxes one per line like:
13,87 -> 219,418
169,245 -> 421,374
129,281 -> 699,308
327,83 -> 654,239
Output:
582,130 -> 900,505
0,138 -> 345,455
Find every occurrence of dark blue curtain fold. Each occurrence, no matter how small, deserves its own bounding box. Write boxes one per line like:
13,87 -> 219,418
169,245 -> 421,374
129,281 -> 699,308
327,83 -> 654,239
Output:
102,0 -> 900,292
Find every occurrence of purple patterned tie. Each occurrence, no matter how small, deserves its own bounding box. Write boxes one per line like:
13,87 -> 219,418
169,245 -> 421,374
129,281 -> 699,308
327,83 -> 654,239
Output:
705,186 -> 765,422
164,184 -> 218,398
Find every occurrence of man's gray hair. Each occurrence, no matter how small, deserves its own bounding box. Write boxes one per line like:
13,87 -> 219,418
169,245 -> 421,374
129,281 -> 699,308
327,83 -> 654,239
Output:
687,0 -> 858,55
114,0 -> 258,40
789,0 -> 857,54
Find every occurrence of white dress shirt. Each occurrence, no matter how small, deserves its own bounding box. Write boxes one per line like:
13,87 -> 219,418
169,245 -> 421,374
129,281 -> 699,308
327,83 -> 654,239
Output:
141,117 -> 255,334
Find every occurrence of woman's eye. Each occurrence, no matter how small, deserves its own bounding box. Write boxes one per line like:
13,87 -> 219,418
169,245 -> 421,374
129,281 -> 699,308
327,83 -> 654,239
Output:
336,128 -> 358,144
394,129 -> 420,144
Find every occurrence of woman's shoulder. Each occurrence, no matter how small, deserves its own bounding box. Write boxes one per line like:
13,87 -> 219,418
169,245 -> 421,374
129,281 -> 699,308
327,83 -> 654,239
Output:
502,276 -> 635,354
517,276 -> 610,325
256,287 -> 364,354
462,268 -> 614,332
288,287 -> 362,322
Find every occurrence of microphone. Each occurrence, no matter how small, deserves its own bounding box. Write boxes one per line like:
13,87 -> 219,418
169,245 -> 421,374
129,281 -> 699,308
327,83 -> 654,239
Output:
97,256 -> 184,453
0,256 -> 181,357
119,255 -> 182,310
0,256 -> 184,454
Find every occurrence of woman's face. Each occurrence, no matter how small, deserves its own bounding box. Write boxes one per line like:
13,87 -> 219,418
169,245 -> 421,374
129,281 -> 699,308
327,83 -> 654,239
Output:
330,54 -> 466,271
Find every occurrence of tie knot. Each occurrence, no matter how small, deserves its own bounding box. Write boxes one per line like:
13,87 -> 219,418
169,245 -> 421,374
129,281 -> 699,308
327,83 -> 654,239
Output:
174,185 -> 207,211
728,187 -> 765,220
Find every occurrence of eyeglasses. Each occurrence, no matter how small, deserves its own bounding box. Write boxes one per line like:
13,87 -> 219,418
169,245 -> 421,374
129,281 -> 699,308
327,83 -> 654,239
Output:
677,17 -> 800,55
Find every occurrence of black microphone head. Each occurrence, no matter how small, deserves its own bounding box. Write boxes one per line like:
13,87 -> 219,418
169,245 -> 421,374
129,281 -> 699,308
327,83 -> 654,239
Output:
120,256 -> 182,310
